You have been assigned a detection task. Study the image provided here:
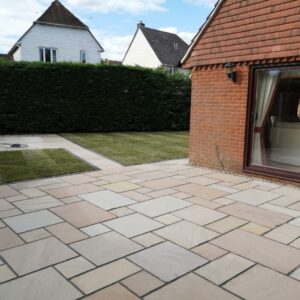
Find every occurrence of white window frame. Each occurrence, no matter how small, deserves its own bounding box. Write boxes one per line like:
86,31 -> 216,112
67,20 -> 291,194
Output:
80,50 -> 87,63
39,47 -> 57,63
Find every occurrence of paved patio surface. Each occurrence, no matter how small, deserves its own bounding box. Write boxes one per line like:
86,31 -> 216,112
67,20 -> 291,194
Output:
1,159 -> 300,299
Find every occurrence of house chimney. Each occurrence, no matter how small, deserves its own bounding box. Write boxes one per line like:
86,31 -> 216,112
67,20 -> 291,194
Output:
138,21 -> 145,28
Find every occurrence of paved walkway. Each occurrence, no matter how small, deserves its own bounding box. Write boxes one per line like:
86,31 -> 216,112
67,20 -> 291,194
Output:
0,135 -> 121,170
1,159 -> 300,299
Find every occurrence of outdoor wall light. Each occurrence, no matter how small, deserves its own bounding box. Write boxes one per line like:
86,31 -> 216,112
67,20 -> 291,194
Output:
225,62 -> 236,82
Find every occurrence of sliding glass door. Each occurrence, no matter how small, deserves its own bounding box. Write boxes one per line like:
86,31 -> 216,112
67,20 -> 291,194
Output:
246,65 -> 300,181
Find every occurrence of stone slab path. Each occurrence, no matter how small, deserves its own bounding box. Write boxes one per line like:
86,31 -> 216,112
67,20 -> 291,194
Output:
0,159 -> 300,299
0,134 -> 121,170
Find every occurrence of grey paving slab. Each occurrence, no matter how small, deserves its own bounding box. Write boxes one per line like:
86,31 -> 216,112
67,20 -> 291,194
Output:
0,185 -> 19,198
80,190 -> 136,210
128,241 -> 207,282
132,233 -> 165,247
104,213 -> 163,238
0,199 -> 13,212
70,231 -> 143,266
3,210 -> 63,233
130,196 -> 192,218
0,267 -> 82,300
264,224 -> 300,244
0,237 -> 77,276
80,223 -> 111,237
0,227 -> 24,251
0,265 -> 16,283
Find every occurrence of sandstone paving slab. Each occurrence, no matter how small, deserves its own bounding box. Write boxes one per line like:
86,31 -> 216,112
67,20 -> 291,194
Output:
172,192 -> 191,199
80,190 -> 136,210
71,259 -> 140,294
290,238 -> 300,249
264,224 -> 300,244
205,172 -> 249,184
80,223 -> 111,237
147,188 -> 177,198
211,229 -> 300,274
20,228 -> 51,243
0,265 -> 16,283
290,266 -> 300,281
0,185 -> 19,198
104,213 -> 163,238
145,273 -> 240,300
60,174 -> 97,185
0,237 -> 77,276
177,168 -> 214,177
0,258 -> 3,265
155,214 -> 181,225
172,205 -> 226,226
121,191 -> 151,202
110,207 -> 134,217
122,271 -> 164,297
3,210 -> 63,233
186,176 -> 220,186
82,283 -> 139,300
5,194 -> 28,203
289,201 -> 300,211
10,178 -> 62,191
39,182 -> 71,191
128,241 -> 207,282
100,174 -> 132,183
14,196 -> 64,213
213,198 -> 235,206
290,217 -> 300,227
218,202 -> 292,228
0,199 -> 13,212
206,216 -> 248,234
0,208 -> 23,219
103,181 -> 140,193
175,183 -> 229,200
224,265 -> 300,300
240,222 -> 270,235
20,188 -> 46,198
132,170 -> 172,181
55,256 -> 95,278
132,233 -> 165,247
130,196 -> 191,218
51,201 -> 115,228
70,231 -> 143,266
155,220 -> 218,249
185,196 -> 223,209
270,196 -> 300,207
272,186 -> 300,198
46,222 -> 88,244
0,267 -> 82,300
141,177 -> 187,191
208,184 -> 239,194
259,203 -> 300,218
227,188 -> 279,206
195,253 -> 254,285
0,220 -> 5,228
192,243 -> 228,261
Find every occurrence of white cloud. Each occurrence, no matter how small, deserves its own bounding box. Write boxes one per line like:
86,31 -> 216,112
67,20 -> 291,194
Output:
186,0 -> 217,8
159,27 -> 195,44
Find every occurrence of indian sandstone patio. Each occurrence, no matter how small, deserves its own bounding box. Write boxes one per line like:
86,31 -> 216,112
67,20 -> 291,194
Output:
1,159 -> 300,299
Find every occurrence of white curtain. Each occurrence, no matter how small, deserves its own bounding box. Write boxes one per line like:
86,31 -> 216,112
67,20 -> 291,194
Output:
252,70 -> 280,165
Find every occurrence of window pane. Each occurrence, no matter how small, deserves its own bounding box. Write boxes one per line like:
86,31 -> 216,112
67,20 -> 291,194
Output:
81,51 -> 86,63
251,68 -> 300,173
45,49 -> 51,62
52,50 -> 57,63
39,48 -> 44,62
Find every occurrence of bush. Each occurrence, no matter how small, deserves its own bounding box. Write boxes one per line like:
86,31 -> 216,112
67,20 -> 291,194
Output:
0,61 -> 191,133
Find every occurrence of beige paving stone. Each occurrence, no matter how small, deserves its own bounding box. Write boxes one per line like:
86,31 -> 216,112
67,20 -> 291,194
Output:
60,196 -> 82,204
186,176 -> 220,186
0,267 -> 82,300
177,168 -> 214,177
122,271 -> 164,296
60,174 -> 97,185
264,224 -> 300,244
141,177 -> 187,191
0,199 -> 13,212
121,191 -> 152,202
136,187 -> 153,194
5,194 -> 28,202
20,188 -> 46,198
47,183 -> 102,199
253,180 -> 281,191
0,208 -> 23,218
290,238 -> 300,249
272,186 -> 300,198
0,220 -> 5,228
209,184 -> 239,194
196,253 -> 254,285
14,196 -> 64,213
211,229 -> 300,274
171,192 -> 191,199
147,189 -> 177,198
206,216 -> 248,234
10,178 -> 62,190
39,182 -> 71,191
51,201 -> 115,228
185,196 -> 223,209
47,222 -> 88,244
133,170 -> 172,181
0,185 -> 19,198
213,198 -> 235,206
100,174 -> 132,182
110,207 -> 134,217
0,227 -> 24,251
233,181 -> 258,190
290,267 -> 300,281
155,214 -> 181,225
173,205 -> 226,226
155,220 -> 218,249
20,228 -> 51,242
145,273 -> 240,300
270,196 -> 300,207
175,183 -> 229,200
224,265 -> 300,300
103,181 -> 140,193
1,237 -> 77,276
219,202 -> 292,228
259,203 -> 300,217
81,223 -> 111,236
192,243 -> 228,261
83,283 -> 139,300
289,217 -> 300,227
205,172 -> 249,184
55,256 -> 95,278
71,259 -> 140,294
0,265 -> 16,283
132,233 -> 164,247
240,222 -> 270,235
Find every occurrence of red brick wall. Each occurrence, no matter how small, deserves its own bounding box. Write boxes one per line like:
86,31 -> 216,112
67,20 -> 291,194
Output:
189,65 -> 249,172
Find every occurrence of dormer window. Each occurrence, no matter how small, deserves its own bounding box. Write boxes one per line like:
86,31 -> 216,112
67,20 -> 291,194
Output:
80,50 -> 87,63
174,43 -> 179,50
39,48 -> 57,63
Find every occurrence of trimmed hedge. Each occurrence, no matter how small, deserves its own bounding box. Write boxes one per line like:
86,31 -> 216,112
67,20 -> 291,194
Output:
0,62 -> 191,133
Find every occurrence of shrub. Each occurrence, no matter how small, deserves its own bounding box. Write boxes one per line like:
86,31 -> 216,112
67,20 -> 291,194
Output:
0,61 -> 191,133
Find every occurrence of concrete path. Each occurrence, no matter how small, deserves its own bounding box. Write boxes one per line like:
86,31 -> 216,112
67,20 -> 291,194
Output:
0,159 -> 300,299
0,134 -> 122,170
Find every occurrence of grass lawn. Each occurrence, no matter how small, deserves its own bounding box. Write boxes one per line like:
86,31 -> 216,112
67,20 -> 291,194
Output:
62,132 -> 189,166
0,149 -> 95,184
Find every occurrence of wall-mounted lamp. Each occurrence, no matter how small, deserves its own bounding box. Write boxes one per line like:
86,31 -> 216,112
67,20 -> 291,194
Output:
224,62 -> 236,82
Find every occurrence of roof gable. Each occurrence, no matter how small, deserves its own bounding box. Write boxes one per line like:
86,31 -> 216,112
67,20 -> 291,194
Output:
183,0 -> 300,68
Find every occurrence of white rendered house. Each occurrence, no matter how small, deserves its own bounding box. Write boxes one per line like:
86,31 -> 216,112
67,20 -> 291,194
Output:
8,0 -> 104,64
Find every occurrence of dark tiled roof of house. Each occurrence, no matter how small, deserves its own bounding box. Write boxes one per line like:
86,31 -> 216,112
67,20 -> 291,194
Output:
139,24 -> 189,67
0,54 -> 13,61
35,0 -> 88,29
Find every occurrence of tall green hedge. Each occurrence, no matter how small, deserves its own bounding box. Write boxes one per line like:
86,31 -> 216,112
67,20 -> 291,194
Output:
0,62 -> 191,133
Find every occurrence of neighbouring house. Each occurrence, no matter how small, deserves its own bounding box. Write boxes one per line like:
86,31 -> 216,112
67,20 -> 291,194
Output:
182,0 -> 300,183
123,22 -> 189,73
8,0 -> 104,64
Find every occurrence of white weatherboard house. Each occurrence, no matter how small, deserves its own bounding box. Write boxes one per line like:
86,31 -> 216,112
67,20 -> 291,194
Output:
8,0 -> 104,64
123,22 -> 189,73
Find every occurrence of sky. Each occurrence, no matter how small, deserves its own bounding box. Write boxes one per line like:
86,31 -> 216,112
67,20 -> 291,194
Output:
0,0 -> 218,61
